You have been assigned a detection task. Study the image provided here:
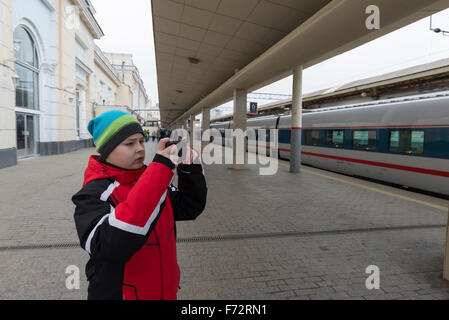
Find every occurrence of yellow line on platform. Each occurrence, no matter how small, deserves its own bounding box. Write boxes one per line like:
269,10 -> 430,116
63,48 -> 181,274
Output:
277,161 -> 448,212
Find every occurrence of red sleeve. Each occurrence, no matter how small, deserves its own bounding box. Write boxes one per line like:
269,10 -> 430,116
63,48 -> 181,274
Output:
73,154 -> 176,261
111,160 -> 174,234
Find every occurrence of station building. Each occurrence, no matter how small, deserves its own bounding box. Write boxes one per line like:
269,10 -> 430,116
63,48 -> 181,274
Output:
0,0 -> 150,169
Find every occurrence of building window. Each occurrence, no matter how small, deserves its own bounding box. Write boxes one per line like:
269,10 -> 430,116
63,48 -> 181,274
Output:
108,87 -> 113,105
93,75 -> 97,101
75,89 -> 80,137
326,130 -> 344,147
75,36 -> 88,63
99,81 -> 105,104
353,130 -> 377,151
305,130 -> 321,146
14,26 -> 39,110
389,130 -> 424,154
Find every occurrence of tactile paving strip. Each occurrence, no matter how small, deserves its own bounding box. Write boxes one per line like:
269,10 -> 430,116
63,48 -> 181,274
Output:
0,224 -> 445,251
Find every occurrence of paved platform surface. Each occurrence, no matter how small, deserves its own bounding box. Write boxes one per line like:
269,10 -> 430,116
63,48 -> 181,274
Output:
0,141 -> 448,300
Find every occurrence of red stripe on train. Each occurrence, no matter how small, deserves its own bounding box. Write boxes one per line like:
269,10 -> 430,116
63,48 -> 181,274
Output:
245,143 -> 448,178
279,150 -> 449,178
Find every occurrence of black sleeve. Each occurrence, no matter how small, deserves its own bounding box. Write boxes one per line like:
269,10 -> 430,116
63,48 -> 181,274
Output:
169,164 -> 207,221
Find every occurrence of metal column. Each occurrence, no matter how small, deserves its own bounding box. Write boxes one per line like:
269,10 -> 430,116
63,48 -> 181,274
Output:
290,65 -> 303,173
190,114 -> 195,149
202,108 -> 210,151
233,88 -> 247,170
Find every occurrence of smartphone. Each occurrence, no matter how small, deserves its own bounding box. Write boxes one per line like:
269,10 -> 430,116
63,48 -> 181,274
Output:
165,140 -> 180,148
165,140 -> 186,158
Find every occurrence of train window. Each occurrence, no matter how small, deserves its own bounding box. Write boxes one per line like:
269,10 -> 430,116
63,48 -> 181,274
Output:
326,130 -> 344,147
411,131 -> 425,154
389,130 -> 424,154
353,130 -> 377,151
305,130 -> 320,146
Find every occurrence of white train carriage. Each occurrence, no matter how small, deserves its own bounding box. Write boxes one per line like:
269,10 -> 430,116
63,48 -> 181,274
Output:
211,96 -> 449,196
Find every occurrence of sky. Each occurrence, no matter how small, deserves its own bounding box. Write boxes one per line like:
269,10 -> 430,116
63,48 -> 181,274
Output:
91,1 -> 449,115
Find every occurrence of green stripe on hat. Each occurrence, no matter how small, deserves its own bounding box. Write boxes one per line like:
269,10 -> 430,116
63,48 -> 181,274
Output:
95,115 -> 140,151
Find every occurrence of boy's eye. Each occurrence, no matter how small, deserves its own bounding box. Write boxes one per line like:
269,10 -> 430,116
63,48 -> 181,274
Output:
125,141 -> 144,146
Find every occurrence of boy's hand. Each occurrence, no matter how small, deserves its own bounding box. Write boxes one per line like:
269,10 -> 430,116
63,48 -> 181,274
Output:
157,138 -> 179,168
180,147 -> 201,165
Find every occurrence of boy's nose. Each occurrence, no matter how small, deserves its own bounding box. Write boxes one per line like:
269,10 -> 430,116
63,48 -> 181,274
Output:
137,144 -> 145,153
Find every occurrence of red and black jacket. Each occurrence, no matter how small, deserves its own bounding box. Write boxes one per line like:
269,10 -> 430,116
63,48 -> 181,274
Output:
72,154 -> 207,300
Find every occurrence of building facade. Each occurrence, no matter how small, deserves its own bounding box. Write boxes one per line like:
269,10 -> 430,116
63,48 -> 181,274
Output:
0,0 -> 16,168
103,52 -> 150,120
92,45 -> 123,117
0,0 -> 150,169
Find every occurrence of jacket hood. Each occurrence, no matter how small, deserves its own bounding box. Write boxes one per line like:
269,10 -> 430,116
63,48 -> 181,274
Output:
83,155 -> 147,187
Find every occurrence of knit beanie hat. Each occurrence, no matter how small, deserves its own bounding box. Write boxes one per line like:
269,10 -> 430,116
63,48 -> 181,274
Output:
88,110 -> 144,159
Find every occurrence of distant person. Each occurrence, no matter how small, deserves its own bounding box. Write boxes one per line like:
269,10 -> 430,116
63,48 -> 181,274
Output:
72,110 -> 207,300
144,129 -> 150,142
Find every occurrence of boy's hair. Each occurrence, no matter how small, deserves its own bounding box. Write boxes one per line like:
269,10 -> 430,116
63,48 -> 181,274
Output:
88,110 -> 144,159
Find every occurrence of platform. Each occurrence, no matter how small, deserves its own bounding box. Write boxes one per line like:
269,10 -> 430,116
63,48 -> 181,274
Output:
0,141 -> 448,300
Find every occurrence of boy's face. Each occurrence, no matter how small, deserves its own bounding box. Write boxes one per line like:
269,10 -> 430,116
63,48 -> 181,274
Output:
106,133 -> 146,170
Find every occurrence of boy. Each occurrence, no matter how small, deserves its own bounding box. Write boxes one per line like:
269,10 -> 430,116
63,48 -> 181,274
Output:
72,110 -> 207,300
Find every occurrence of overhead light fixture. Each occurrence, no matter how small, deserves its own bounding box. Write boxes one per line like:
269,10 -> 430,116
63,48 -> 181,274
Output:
430,15 -> 449,36
188,57 -> 200,65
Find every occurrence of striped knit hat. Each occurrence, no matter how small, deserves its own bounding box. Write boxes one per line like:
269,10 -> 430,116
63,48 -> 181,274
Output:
88,110 -> 144,159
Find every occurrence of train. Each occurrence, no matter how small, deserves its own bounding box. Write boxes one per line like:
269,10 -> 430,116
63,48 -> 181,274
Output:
210,95 -> 449,197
